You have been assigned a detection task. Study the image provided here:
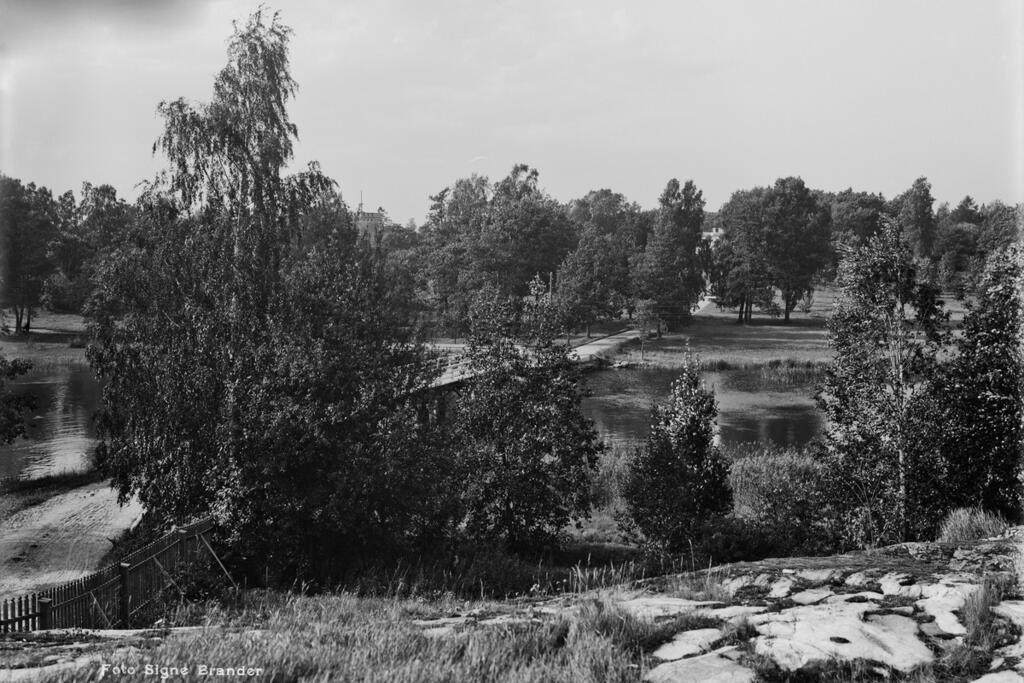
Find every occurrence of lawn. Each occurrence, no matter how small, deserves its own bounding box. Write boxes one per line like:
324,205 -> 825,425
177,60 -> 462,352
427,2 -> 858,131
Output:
611,285 -> 972,369
0,312 -> 88,368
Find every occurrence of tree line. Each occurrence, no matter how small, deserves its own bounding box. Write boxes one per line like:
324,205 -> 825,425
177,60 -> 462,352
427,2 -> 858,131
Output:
4,165 -> 1020,340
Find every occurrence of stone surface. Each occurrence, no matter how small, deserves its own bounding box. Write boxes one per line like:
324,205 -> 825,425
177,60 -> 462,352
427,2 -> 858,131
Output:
993,601 -> 1024,659
724,573 -> 771,595
971,672 -> 1024,683
767,578 -> 794,598
795,568 -> 843,584
618,597 -> 719,620
707,605 -> 767,622
645,646 -> 755,683
824,591 -> 883,604
878,572 -> 922,599
915,580 -> 981,636
652,628 -> 723,661
790,587 -> 833,605
752,602 -> 933,672
843,571 -> 876,587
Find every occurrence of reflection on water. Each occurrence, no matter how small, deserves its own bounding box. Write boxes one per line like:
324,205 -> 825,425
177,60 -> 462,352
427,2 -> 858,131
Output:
0,362 -> 821,480
581,367 -> 823,450
0,365 -> 101,480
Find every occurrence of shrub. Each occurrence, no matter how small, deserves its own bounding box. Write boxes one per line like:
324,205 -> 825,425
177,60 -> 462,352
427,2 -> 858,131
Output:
621,354 -> 731,552
937,507 -> 1008,544
727,443 -> 839,557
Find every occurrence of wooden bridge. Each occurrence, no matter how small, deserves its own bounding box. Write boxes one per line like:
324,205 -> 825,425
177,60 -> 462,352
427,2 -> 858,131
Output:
422,329 -> 643,390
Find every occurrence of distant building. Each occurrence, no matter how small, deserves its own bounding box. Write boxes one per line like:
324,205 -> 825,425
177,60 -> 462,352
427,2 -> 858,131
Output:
354,197 -> 385,240
702,224 -> 724,245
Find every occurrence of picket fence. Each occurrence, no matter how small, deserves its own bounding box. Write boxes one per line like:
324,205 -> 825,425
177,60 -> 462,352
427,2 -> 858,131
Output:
0,517 -> 220,632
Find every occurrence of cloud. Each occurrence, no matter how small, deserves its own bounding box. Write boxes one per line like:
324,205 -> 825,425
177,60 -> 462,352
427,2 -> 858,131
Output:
0,0 -> 211,56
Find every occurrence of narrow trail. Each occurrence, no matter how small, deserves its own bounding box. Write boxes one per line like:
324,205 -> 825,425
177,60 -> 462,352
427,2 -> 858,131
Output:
0,482 -> 142,598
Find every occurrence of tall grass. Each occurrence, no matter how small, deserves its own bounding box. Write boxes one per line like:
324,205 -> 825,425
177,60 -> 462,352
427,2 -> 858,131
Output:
936,507 -> 1008,543
36,591 -> 667,682
590,444 -> 631,510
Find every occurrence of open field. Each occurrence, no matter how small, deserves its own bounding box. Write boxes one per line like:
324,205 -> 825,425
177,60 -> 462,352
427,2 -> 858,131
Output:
0,313 -> 88,368
611,286 -> 971,369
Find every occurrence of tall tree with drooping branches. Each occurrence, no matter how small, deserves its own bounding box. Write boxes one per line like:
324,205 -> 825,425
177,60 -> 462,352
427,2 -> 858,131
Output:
89,9 -> 451,582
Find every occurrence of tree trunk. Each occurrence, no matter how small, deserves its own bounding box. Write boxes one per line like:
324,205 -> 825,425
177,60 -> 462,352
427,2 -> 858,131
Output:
14,306 -> 23,335
586,322 -> 591,338
24,307 -> 32,333
736,297 -> 744,324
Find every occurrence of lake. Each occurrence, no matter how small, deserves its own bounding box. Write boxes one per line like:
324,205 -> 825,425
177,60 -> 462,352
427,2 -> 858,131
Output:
581,366 -> 823,450
0,363 -> 824,481
0,365 -> 100,481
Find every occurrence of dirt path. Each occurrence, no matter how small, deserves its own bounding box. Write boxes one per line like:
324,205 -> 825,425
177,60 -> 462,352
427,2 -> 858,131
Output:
0,482 -> 143,598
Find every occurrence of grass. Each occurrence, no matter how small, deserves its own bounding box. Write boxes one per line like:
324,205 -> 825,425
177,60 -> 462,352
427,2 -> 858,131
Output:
0,467 -> 105,525
936,507 -> 1009,544
30,590 -> 670,682
0,312 -> 89,367
903,575 -> 1017,682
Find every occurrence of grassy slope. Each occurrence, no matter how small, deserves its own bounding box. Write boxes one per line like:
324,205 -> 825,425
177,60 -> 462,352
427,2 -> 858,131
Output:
30,589 -> 711,682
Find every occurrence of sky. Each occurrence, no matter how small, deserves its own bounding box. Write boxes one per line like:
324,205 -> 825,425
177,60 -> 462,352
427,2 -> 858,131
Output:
1,0 -> 1021,225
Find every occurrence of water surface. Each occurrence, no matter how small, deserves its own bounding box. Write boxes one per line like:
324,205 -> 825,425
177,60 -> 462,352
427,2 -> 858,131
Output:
0,365 -> 100,480
581,366 -> 823,450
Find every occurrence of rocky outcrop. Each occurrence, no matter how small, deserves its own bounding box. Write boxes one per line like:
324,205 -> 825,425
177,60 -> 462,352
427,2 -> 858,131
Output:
413,530 -> 1024,682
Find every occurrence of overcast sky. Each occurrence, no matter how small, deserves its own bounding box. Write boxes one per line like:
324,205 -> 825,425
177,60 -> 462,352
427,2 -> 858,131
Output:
1,0 -> 1021,224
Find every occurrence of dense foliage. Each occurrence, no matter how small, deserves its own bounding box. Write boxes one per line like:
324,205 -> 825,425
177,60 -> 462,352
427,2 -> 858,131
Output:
819,217 -> 948,545
622,356 -> 731,551
0,353 -> 33,444
820,217 -> 1022,546
728,444 -> 837,557
928,246 -> 1023,520
446,282 -> 604,552
88,11 -> 446,580
712,177 -> 831,323
0,176 -> 59,332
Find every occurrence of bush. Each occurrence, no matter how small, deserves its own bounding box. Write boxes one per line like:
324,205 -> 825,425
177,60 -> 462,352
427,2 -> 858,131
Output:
726,443 -> 839,557
937,507 -> 1008,544
621,354 -> 731,552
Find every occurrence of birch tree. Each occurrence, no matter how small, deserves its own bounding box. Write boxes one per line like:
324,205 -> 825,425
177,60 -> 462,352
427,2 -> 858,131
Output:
819,217 -> 947,545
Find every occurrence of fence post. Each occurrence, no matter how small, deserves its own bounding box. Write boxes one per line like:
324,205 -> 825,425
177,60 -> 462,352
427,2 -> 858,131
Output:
38,598 -> 52,630
118,563 -> 130,627
179,528 -> 189,564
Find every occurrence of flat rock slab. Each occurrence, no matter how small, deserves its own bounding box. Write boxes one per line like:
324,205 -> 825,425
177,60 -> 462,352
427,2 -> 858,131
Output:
844,571 -> 877,587
645,646 -> 754,683
915,581 -> 980,636
971,672 -> 1024,683
825,591 -> 883,604
724,573 -> 771,595
617,597 -> 719,620
878,572 -> 922,599
751,602 -> 933,672
790,587 -> 833,605
652,628 -> 723,661
707,605 -> 767,622
993,601 -> 1024,658
767,578 -> 794,598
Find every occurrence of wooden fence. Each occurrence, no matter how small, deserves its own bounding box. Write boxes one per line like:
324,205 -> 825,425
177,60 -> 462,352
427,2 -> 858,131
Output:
0,517 -> 221,632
